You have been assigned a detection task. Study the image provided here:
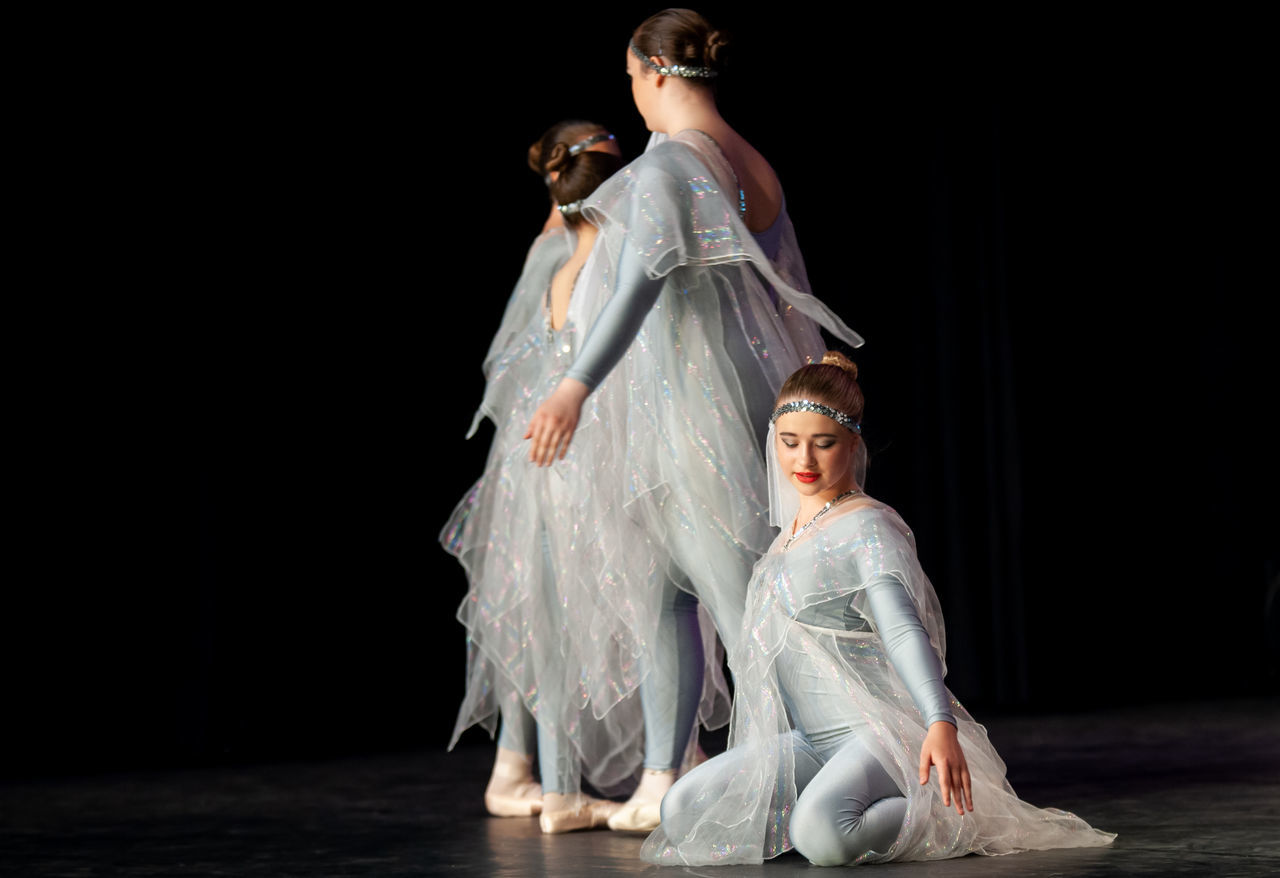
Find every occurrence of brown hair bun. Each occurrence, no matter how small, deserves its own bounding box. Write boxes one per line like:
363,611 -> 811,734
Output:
632,9 -> 728,77
820,350 -> 858,379
704,29 -> 728,65
543,142 -> 571,175
528,119 -> 610,176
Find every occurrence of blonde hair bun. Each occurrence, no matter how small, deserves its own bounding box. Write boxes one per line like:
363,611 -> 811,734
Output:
821,350 -> 858,379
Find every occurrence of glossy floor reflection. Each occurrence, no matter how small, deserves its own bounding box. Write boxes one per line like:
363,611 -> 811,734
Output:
1,697 -> 1277,876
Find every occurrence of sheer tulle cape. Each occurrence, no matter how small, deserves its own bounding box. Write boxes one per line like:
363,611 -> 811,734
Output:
466,227 -> 571,439
546,130 -> 864,727
642,498 -> 1115,865
443,232 -> 728,795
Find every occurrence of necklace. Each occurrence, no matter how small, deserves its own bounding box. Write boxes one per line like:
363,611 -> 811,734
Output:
783,489 -> 862,551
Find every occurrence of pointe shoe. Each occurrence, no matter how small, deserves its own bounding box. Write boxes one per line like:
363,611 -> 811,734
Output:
485,748 -> 542,817
538,797 -> 622,834
606,800 -> 662,833
608,766 -> 674,833
484,786 -> 543,818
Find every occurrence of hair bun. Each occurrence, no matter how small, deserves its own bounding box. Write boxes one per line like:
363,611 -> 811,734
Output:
543,141 -> 571,174
704,29 -> 728,66
821,350 -> 858,378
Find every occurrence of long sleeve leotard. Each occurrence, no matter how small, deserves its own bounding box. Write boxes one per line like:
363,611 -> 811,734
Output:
643,498 -> 1115,867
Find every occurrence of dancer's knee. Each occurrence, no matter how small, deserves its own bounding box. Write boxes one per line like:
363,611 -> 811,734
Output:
790,791 -> 907,866
790,794 -> 854,866
657,774 -> 699,839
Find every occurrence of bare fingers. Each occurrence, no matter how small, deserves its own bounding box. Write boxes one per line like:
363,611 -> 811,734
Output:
945,761 -> 972,815
937,759 -> 953,810
529,428 -> 564,466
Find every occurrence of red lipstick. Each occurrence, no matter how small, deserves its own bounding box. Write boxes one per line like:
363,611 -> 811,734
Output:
795,472 -> 819,483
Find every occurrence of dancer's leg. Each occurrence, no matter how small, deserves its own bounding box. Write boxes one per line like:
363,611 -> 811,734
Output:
535,523 -> 621,833
659,731 -> 824,842
497,700 -> 537,753
610,579 -> 705,831
485,702 -> 542,817
789,737 -> 907,866
659,511 -> 755,656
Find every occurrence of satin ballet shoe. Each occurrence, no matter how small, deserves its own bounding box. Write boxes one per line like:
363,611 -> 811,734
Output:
484,748 -> 542,817
538,797 -> 622,834
605,800 -> 662,833
484,786 -> 542,818
607,767 -> 676,833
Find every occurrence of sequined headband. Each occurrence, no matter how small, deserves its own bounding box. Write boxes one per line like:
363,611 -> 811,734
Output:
770,399 -> 861,434
568,132 -> 615,156
545,132 -> 617,187
629,40 -> 718,79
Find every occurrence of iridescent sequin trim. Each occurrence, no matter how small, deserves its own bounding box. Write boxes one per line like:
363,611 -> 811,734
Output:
629,40 -> 719,78
769,399 -> 861,433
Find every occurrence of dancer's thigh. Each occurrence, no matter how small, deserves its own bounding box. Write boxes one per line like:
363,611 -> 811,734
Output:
659,731 -> 823,841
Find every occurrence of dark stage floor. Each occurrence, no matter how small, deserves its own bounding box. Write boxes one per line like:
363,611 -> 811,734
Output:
2,697 -> 1277,877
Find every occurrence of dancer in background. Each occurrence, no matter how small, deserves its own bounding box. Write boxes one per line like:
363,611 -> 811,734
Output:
526,9 -> 863,832
443,122 -> 634,833
644,353 -> 1116,866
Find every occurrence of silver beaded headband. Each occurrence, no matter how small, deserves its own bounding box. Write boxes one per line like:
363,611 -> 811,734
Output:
770,399 -> 861,434
557,199 -> 584,216
629,40 -> 718,79
545,132 -> 617,188
568,132 -> 615,156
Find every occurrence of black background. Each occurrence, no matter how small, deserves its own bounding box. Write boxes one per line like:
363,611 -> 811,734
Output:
8,7 -> 1274,777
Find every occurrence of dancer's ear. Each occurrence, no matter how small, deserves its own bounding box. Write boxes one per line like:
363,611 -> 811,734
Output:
649,57 -> 669,87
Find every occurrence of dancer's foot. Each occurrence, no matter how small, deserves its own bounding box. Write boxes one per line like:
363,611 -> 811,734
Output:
485,746 -> 543,817
607,768 -> 676,833
538,793 -> 622,834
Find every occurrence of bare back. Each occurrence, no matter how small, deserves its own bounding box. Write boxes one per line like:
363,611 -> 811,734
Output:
694,123 -> 784,234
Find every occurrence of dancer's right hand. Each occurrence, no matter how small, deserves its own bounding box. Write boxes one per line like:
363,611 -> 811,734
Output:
525,378 -> 590,466
919,721 -> 973,816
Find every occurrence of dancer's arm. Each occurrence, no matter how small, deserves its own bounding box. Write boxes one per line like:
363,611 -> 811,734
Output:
526,246 -> 664,465
863,576 -> 972,814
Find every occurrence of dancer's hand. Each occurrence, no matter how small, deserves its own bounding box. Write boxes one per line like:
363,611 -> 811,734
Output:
526,378 -> 590,466
919,721 -> 973,815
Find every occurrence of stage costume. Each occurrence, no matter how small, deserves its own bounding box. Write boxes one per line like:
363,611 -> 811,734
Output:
643,497 -> 1116,866
443,226 -> 726,797
541,130 -> 864,772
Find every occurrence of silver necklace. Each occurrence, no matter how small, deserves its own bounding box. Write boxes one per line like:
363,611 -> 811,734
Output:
783,489 -> 862,551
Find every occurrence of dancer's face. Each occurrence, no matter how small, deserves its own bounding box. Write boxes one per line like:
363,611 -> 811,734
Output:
625,47 -> 661,131
774,409 -> 859,505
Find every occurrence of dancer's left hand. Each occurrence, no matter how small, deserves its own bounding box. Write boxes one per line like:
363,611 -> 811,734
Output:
919,721 -> 973,815
526,378 -> 590,466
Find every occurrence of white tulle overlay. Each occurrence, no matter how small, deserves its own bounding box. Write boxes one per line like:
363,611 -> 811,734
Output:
443,229 -> 730,796
642,497 -> 1115,865
540,130 -> 864,735
765,422 -> 799,529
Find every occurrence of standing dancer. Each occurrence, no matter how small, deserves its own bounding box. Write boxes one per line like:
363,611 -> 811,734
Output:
644,353 -> 1116,866
443,122 -> 634,833
526,9 -> 863,832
